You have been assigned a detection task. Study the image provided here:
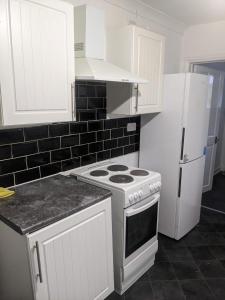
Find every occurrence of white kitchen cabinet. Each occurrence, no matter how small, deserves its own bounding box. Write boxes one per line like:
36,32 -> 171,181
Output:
0,0 -> 75,125
107,25 -> 165,115
0,198 -> 114,300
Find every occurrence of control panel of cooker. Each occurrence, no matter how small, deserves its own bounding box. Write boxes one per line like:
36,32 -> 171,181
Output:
128,181 -> 161,205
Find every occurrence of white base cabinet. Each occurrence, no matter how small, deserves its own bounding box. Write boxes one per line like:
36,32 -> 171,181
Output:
0,198 -> 114,300
107,25 -> 165,115
0,0 -> 75,125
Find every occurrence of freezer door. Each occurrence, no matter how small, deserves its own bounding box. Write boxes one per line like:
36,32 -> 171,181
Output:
175,156 -> 205,240
181,73 -> 213,162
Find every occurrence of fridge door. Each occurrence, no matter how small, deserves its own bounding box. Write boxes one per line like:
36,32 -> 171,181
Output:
175,156 -> 205,240
181,73 -> 213,163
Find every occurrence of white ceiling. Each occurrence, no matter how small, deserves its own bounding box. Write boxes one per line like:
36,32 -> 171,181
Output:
140,0 -> 225,25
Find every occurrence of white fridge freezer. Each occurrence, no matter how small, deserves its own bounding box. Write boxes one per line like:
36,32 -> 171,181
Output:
140,73 -> 213,239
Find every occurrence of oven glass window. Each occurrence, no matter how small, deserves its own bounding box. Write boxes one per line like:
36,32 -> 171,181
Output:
125,202 -> 158,258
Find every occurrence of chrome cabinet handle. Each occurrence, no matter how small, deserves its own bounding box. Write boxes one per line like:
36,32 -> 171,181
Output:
34,241 -> 43,283
134,84 -> 139,113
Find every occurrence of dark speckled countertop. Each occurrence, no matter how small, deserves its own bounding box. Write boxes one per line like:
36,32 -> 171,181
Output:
0,175 -> 111,235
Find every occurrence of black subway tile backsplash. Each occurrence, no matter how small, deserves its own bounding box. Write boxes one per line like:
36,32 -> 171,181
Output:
12,141 -> 38,157
15,168 -> 40,185
0,145 -> 11,160
0,128 -> 24,145
0,81 -> 140,187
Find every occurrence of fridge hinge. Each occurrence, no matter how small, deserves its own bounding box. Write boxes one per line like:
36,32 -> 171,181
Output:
178,167 -> 182,197
180,128 -> 185,160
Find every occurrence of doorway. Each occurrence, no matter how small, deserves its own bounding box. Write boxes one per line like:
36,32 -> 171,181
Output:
192,62 -> 225,213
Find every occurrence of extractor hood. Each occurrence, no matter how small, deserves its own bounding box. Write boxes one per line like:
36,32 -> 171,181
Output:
74,5 -> 147,83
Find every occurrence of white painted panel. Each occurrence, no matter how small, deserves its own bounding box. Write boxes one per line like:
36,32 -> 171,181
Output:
182,73 -> 212,162
28,199 -> 114,300
1,0 -> 74,125
176,157 -> 205,239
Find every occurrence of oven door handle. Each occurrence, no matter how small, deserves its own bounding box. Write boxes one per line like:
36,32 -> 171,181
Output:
126,193 -> 160,217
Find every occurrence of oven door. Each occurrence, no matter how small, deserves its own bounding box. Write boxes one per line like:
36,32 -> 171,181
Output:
125,193 -> 159,259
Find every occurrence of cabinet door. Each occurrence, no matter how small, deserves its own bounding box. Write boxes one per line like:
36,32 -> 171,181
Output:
133,27 -> 165,114
0,0 -> 74,125
27,199 -> 114,300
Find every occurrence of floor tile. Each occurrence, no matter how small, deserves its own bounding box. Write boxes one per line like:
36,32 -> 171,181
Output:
165,246 -> 194,262
155,245 -> 169,262
172,261 -> 202,280
209,246 -> 225,259
196,259 -> 225,278
106,292 -> 125,300
207,278 -> 225,300
180,279 -> 215,300
183,230 -> 205,247
214,223 -> 225,232
151,280 -> 185,300
124,279 -> 153,300
196,223 -> 216,232
201,232 -> 225,246
158,234 -> 186,249
220,260 -> 225,268
188,246 -> 215,261
148,262 -> 176,281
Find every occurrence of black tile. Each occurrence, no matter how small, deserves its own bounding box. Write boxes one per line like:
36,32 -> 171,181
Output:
155,246 -> 169,262
111,147 -> 123,158
208,246 -> 225,260
104,139 -> 117,150
76,97 -> 88,109
148,262 -> 176,281
27,152 -> 50,168
70,122 -> 87,134
24,125 -> 48,141
88,98 -> 105,109
134,143 -> 140,151
0,128 -> 24,145
214,223 -> 225,232
196,223 -> 217,232
15,168 -> 40,185
165,247 -> 194,262
117,118 -> 130,128
40,162 -> 61,177
172,261 -> 202,280
197,260 -> 225,278
0,145 -> 11,160
104,119 -> 118,129
111,128 -> 123,139
125,278 -> 153,300
79,110 -> 96,121
183,230 -> 205,247
207,278 -> 225,300
220,260 -> 225,268
118,136 -> 129,147
78,85 -> 95,97
151,280 -> 185,300
51,148 -> 71,162
88,120 -> 103,132
96,109 -> 107,120
89,142 -> 103,153
97,150 -> 111,162
96,85 -> 106,97
180,279 -> 215,300
61,135 -> 79,148
97,130 -> 110,141
81,154 -> 96,166
0,174 -> 14,187
201,232 -> 225,245
38,138 -> 60,152
0,157 -> 26,175
188,246 -> 215,261
124,144 -> 135,154
80,132 -> 96,144
159,234 -> 186,249
61,158 -> 80,171
49,123 -> 69,137
105,291 -> 124,300
130,134 -> 140,144
12,141 -> 38,157
72,145 -> 88,157
130,115 -> 141,127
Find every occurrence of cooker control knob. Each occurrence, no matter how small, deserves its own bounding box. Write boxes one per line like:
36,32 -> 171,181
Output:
134,192 -> 139,201
157,182 -> 162,190
129,194 -> 134,204
138,190 -> 143,199
149,184 -> 154,193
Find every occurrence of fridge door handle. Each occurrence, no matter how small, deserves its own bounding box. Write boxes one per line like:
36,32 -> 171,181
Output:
180,128 -> 185,160
178,167 -> 182,197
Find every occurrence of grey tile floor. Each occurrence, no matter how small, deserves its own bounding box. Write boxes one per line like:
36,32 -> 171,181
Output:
106,207 -> 225,300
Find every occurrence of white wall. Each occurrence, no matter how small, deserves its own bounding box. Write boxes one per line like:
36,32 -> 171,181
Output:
182,20 -> 225,69
66,0 -> 186,73
217,83 -> 225,172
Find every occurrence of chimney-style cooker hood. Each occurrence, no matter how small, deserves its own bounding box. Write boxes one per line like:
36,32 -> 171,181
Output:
74,5 -> 147,83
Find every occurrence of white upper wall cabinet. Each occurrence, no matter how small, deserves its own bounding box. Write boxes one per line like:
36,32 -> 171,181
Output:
107,25 -> 165,115
0,0 -> 75,126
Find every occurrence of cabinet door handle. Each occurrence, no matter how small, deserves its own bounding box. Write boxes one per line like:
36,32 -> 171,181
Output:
71,82 -> 75,120
134,84 -> 139,113
34,241 -> 43,283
